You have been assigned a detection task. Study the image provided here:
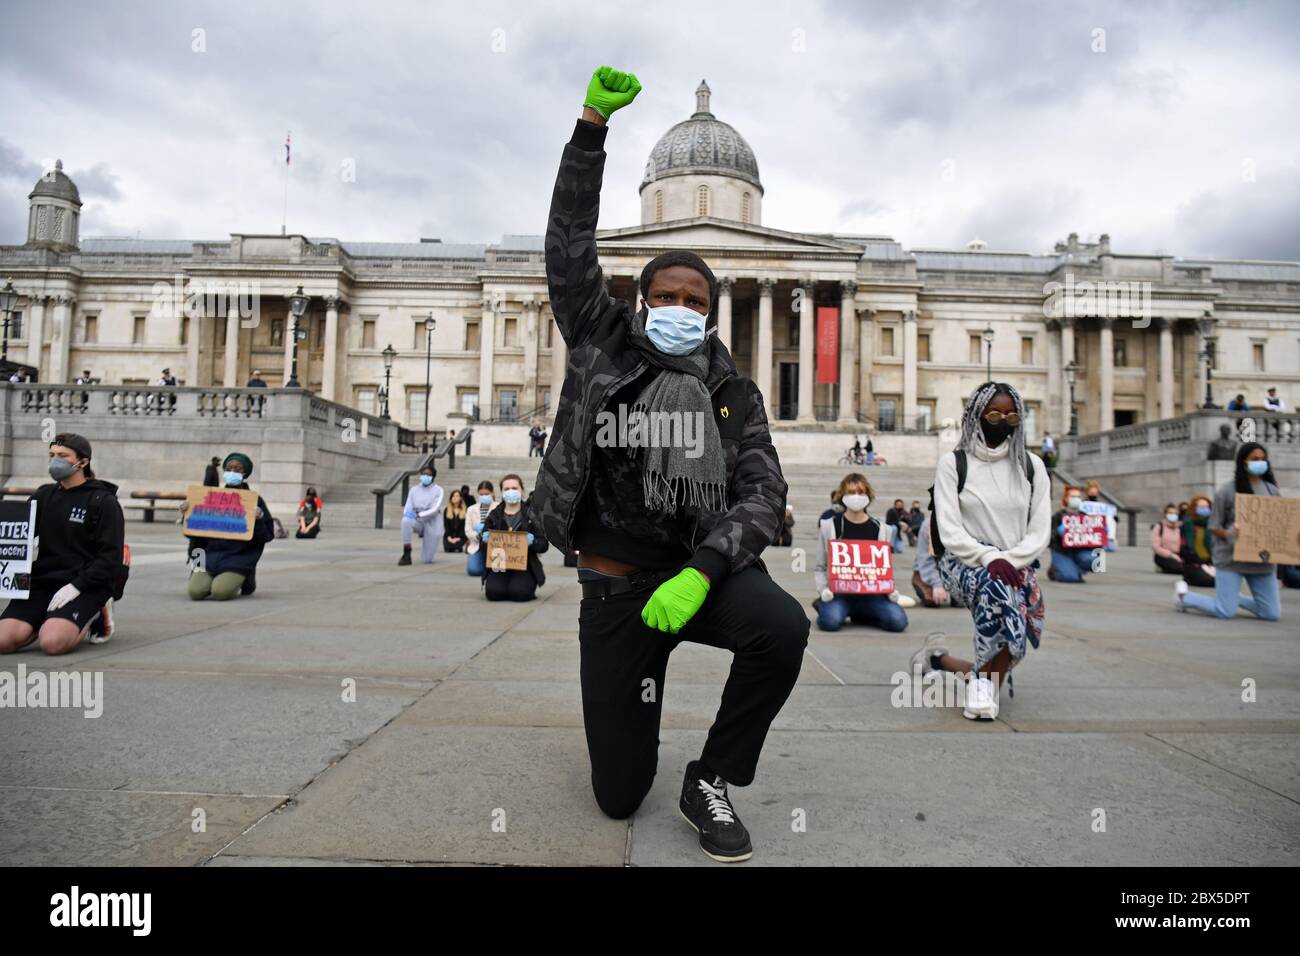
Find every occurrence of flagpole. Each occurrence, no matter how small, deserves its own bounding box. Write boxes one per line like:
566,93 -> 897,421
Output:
281,130 -> 290,236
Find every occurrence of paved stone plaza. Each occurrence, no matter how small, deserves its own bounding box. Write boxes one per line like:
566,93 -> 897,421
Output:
2,473 -> 1298,867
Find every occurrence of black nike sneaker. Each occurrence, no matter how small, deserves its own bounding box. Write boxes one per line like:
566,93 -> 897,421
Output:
240,570 -> 257,596
679,760 -> 752,863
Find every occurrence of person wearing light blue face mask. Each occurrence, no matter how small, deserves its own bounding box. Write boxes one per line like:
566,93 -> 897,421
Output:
1176,442 -> 1283,622
398,465 -> 443,565
185,452 -> 275,602
482,474 -> 548,602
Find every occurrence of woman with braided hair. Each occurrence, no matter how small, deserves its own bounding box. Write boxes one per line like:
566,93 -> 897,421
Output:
908,382 -> 1051,720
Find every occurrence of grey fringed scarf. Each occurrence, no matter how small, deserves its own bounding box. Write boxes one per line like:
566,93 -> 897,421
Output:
626,309 -> 728,514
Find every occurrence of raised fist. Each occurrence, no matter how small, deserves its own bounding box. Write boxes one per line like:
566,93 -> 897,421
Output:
584,65 -> 641,119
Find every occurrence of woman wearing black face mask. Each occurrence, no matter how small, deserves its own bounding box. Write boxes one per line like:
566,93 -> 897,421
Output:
911,383 -> 1050,722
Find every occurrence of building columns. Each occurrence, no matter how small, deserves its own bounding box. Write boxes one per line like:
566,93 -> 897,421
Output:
1046,318 -> 1062,435
25,295 -> 46,374
716,277 -> 733,351
902,309 -> 918,429
49,295 -> 74,383
857,307 -> 874,421
478,293 -> 496,419
756,278 -> 774,418
322,296 -> 340,401
230,307 -> 245,387
1157,317 -> 1174,419
837,280 -> 857,422
1098,316 -> 1115,430
1059,316 -> 1075,433
186,309 -> 201,387
797,279 -> 815,423
522,296 -> 540,413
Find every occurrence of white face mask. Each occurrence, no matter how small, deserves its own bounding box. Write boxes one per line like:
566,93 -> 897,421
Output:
1067,496 -> 1083,510
1165,513 -> 1179,523
841,493 -> 870,513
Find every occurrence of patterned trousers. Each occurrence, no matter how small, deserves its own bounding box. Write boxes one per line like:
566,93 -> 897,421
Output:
938,553 -> 1045,673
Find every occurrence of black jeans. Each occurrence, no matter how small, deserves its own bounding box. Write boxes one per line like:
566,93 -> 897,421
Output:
1153,553 -> 1182,575
485,569 -> 536,602
578,565 -> 809,819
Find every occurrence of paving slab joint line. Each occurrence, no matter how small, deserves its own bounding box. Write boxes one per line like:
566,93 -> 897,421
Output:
1144,732 -> 1300,808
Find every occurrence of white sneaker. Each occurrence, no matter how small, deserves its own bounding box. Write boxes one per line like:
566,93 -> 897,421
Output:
909,632 -> 949,676
895,594 -> 917,609
88,599 -> 114,645
963,675 -> 1000,720
1174,580 -> 1188,612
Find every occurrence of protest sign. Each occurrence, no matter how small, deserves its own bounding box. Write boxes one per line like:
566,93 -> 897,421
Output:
1233,495 -> 1300,566
0,499 -> 36,599
488,529 -> 529,572
182,485 -> 259,541
1061,512 -> 1108,549
827,538 -> 895,595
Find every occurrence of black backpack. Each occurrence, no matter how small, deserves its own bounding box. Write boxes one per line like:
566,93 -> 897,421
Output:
927,449 -> 1036,559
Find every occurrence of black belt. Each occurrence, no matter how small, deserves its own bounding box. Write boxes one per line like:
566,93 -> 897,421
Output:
578,566 -> 676,600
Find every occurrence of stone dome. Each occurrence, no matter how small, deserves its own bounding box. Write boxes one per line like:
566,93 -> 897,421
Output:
640,81 -> 762,193
28,159 -> 82,206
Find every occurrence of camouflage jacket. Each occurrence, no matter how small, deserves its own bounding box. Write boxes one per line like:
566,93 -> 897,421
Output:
532,118 -> 788,583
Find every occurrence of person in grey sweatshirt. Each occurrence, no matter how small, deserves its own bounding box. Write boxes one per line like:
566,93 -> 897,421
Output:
398,464 -> 444,565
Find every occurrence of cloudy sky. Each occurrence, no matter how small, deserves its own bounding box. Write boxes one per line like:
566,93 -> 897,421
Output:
2,0 -> 1297,259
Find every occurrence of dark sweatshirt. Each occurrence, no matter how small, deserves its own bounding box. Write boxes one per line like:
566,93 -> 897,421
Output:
29,479 -> 125,594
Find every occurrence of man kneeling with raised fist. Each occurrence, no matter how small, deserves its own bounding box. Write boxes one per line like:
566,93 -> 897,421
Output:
532,66 -> 809,863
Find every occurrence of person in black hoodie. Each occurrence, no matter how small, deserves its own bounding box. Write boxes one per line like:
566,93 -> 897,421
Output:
482,474 -> 548,601
0,433 -> 124,655
184,451 -> 274,600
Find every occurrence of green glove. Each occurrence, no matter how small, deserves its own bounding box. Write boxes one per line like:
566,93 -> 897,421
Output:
584,65 -> 642,119
641,567 -> 710,635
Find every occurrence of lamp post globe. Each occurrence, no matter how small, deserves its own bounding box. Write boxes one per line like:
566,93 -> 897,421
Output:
381,343 -> 396,419
286,285 -> 310,388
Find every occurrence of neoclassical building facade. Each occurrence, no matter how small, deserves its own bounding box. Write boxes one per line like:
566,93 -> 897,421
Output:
3,81 -> 1298,440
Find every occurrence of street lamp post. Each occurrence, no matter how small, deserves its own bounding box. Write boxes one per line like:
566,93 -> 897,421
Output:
1198,312 -> 1217,409
982,323 -> 994,381
1065,360 -> 1079,436
380,343 -> 396,419
286,286 -> 310,388
421,314 -> 436,444
0,278 -> 17,364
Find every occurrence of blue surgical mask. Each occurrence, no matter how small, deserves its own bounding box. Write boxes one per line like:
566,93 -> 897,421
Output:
645,305 -> 708,356
223,470 -> 244,486
478,494 -> 493,506
1246,459 -> 1269,476
502,489 -> 522,505
1195,505 -> 1211,518
419,474 -> 433,486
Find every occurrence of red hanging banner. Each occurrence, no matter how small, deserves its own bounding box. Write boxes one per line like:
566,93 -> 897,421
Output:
816,305 -> 838,384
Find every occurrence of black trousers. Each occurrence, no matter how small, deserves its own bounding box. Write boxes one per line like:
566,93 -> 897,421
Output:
485,569 -> 537,602
1153,553 -> 1182,574
578,565 -> 809,819
1183,561 -> 1215,588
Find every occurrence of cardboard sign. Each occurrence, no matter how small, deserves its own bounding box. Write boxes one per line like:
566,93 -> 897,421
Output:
827,538 -> 895,594
1061,512 -> 1108,549
1234,495 -> 1300,566
0,499 -> 37,599
182,485 -> 259,541
487,529 -> 529,572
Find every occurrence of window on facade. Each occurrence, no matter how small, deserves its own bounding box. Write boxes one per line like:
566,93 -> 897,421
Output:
361,318 -> 376,349
497,388 -> 518,420
741,192 -> 751,224
880,326 -> 895,357
465,319 -> 481,351
917,333 -> 931,362
132,316 -> 146,345
406,388 -> 427,428
180,315 -> 189,346
503,316 -> 518,348
654,190 -> 663,223
542,389 -> 551,415
1021,335 -> 1034,365
83,314 -> 98,344
917,401 -> 934,431
697,185 -> 710,217
544,317 -> 553,348
459,389 -> 479,419
311,318 -> 324,350
788,317 -> 799,348
355,388 -> 377,416
878,397 -> 898,432
1253,342 -> 1265,372
1024,403 -> 1039,442
969,334 -> 982,364
1113,337 -> 1128,368
10,311 -> 22,339
270,318 -> 284,347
